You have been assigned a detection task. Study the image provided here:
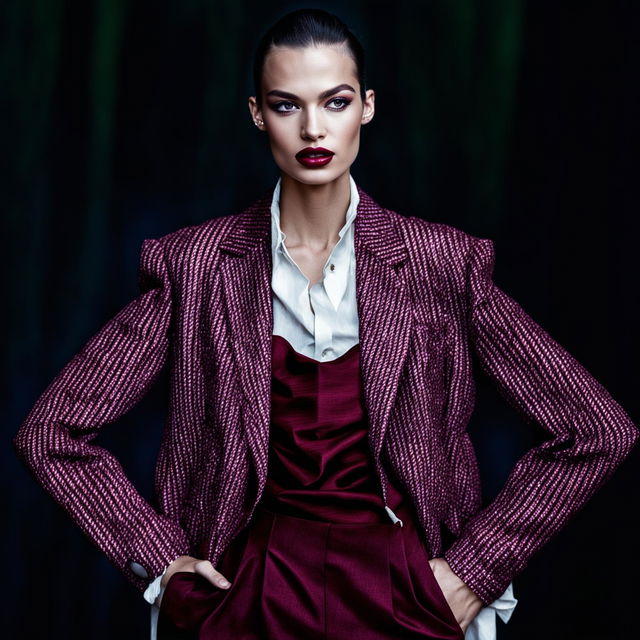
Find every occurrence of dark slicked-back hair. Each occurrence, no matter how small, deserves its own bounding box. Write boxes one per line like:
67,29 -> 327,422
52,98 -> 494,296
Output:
252,8 -> 367,107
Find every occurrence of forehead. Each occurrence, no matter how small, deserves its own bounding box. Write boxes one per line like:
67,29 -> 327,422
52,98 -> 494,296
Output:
262,44 -> 358,93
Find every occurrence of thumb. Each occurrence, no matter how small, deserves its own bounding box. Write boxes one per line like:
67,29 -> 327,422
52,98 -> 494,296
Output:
193,559 -> 231,588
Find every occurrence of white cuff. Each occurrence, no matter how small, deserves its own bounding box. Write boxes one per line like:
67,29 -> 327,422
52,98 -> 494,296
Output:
143,566 -> 168,606
464,581 -> 518,640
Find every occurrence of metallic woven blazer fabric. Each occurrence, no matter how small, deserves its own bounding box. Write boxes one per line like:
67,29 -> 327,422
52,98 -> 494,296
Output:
14,184 -> 639,606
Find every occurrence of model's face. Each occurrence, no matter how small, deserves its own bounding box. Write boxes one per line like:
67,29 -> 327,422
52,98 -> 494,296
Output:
248,44 -> 375,186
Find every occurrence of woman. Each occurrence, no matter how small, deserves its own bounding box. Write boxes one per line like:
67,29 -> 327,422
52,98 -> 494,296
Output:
13,8 -> 638,640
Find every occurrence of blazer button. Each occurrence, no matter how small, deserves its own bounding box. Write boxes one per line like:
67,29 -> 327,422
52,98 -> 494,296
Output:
129,561 -> 149,579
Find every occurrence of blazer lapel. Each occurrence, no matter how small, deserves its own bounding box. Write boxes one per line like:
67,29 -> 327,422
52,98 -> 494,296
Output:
353,186 -> 413,469
219,190 -> 274,488
217,183 -> 414,493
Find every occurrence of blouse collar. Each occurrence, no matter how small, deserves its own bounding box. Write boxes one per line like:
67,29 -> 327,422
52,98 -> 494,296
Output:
270,174 -> 360,259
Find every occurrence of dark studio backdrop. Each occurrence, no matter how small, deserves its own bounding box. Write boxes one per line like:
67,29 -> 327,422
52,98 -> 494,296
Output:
3,1 -> 639,638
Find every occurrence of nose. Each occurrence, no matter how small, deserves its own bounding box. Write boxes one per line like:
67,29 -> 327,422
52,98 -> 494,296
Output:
301,108 -> 326,140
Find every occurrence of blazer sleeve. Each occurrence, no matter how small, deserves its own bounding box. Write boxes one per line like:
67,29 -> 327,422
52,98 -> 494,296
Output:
443,236 -> 640,605
13,238 -> 191,594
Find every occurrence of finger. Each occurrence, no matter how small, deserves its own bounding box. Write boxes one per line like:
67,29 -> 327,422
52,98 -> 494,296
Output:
194,559 -> 232,588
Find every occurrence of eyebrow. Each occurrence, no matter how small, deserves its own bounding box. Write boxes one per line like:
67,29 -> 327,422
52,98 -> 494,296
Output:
266,83 -> 356,101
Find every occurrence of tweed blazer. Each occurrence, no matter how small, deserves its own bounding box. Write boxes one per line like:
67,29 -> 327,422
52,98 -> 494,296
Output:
14,183 -> 639,606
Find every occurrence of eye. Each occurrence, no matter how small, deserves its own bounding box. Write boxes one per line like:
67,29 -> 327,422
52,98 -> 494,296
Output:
327,97 -> 351,111
273,101 -> 298,113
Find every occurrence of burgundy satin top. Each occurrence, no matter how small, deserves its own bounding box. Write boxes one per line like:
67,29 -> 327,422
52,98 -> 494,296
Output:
158,333 -> 466,640
259,334 -> 407,524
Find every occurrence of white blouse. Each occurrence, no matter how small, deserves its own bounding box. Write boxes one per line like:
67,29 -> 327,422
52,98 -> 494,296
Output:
146,173 -> 518,639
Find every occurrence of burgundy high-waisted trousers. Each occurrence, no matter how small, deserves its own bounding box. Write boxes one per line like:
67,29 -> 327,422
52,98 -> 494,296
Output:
157,335 -> 464,640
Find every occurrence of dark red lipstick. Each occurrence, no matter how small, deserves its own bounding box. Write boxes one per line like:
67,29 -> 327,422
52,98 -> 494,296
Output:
295,146 -> 335,168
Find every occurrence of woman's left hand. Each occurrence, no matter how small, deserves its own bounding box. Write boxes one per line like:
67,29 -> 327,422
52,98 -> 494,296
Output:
428,557 -> 484,633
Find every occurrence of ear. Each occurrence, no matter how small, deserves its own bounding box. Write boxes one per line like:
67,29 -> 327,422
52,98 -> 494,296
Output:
248,96 -> 266,131
361,89 -> 375,125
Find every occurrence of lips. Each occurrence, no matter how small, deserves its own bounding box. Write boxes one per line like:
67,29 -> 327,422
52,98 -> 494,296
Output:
295,146 -> 335,168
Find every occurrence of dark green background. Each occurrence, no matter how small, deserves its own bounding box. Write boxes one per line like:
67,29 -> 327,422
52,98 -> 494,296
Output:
4,1 -> 639,638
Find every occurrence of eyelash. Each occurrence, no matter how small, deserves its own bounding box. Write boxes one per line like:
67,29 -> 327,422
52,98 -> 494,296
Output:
271,97 -> 352,113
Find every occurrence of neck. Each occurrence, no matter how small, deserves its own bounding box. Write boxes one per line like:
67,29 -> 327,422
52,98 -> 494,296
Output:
278,171 -> 352,252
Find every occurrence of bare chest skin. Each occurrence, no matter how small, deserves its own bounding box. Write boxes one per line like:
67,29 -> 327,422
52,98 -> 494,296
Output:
285,240 -> 338,289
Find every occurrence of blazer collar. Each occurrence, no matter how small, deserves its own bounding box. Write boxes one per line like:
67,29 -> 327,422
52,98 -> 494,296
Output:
219,182 -> 408,267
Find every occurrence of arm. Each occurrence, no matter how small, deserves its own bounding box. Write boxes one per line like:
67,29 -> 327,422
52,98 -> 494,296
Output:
444,236 -> 639,605
13,238 -> 190,594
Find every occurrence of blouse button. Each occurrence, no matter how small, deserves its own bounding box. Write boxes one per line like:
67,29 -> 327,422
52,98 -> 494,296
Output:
329,263 -> 335,272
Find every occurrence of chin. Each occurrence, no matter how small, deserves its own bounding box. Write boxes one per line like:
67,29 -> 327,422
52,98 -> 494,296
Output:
280,165 -> 351,187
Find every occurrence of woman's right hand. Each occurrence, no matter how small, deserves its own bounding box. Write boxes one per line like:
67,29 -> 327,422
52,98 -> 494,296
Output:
158,555 -> 232,606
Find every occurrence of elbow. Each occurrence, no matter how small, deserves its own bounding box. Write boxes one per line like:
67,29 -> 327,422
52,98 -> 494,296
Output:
614,417 -> 640,463
15,418 -> 100,471
541,415 -> 640,469
13,420 -> 47,472
589,415 -> 640,472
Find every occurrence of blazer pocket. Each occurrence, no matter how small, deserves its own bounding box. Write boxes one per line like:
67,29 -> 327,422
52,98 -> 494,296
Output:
411,320 -> 447,363
408,320 -> 450,418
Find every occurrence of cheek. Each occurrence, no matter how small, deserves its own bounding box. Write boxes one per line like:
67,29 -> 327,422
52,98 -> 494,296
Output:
267,126 -> 292,155
340,113 -> 362,140
339,119 -> 362,154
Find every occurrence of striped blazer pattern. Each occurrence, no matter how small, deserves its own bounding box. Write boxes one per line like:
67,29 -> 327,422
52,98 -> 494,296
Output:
13,183 -> 639,606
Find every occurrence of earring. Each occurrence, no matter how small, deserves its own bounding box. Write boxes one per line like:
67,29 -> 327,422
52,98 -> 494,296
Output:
254,119 -> 264,127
